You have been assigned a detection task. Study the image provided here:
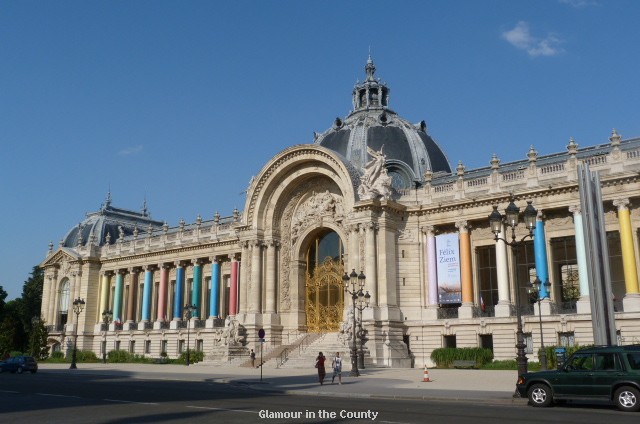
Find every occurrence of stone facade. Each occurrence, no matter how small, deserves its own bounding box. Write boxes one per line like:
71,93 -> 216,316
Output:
40,59 -> 640,367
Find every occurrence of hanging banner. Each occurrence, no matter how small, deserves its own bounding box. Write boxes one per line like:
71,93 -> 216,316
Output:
436,233 -> 462,304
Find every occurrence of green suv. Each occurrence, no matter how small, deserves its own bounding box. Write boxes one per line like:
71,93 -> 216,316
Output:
516,345 -> 640,412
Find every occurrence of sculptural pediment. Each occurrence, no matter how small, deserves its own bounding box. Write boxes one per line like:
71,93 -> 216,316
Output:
40,247 -> 81,268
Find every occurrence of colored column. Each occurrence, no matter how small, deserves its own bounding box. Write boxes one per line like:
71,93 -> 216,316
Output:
126,269 -> 139,322
141,267 -> 154,321
157,264 -> 169,321
174,264 -> 185,319
113,271 -> 125,322
570,206 -> 590,297
191,261 -> 202,318
99,273 -> 111,318
457,221 -> 473,304
496,223 -> 510,304
615,199 -> 640,295
425,226 -> 438,306
230,256 -> 239,315
210,259 -> 221,317
534,213 -> 550,299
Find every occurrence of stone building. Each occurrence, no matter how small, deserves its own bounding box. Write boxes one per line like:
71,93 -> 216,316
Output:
40,57 -> 640,367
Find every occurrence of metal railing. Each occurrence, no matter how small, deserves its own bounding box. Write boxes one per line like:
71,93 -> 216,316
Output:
437,307 -> 459,319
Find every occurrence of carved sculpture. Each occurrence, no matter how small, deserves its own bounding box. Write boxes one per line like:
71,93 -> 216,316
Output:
358,146 -> 392,200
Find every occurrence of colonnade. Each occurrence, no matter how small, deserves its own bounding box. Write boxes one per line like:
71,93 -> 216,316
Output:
420,200 -> 640,315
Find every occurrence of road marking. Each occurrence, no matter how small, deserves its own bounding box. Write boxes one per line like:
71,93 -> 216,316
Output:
0,390 -> 19,394
36,393 -> 81,398
103,399 -> 159,405
186,405 -> 258,414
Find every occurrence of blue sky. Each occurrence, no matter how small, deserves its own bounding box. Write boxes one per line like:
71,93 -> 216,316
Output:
2,0 -> 639,301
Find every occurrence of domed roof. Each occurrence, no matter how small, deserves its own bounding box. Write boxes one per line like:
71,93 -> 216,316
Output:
61,192 -> 164,248
314,56 -> 452,190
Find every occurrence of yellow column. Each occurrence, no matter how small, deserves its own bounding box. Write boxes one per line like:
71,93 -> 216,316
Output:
99,272 -> 111,316
614,199 -> 639,294
456,221 -> 473,304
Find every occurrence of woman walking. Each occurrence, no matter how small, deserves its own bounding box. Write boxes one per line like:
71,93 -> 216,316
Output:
315,351 -> 326,385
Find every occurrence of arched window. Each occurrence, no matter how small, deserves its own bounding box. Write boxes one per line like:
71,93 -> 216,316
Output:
58,279 -> 70,326
306,230 -> 343,276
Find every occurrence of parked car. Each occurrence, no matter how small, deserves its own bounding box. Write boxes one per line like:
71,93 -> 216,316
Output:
0,355 -> 38,374
516,345 -> 640,412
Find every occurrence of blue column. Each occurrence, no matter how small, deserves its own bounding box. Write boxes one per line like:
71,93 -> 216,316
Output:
174,265 -> 185,319
192,261 -> 202,317
141,268 -> 153,321
534,217 -> 550,299
210,259 -> 221,318
113,272 -> 124,322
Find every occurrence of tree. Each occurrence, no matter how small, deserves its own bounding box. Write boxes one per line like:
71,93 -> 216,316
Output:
0,285 -> 7,321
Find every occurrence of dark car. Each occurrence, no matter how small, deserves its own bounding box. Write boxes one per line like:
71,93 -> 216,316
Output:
516,345 -> 640,412
0,355 -> 38,374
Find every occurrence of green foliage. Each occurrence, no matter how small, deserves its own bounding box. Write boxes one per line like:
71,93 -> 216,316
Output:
76,350 -> 99,362
538,344 -> 592,369
176,349 -> 204,365
430,347 -> 494,368
107,350 -> 133,363
48,351 -> 65,362
480,360 -> 541,371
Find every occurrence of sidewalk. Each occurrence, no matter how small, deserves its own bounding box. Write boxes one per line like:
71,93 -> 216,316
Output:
40,363 -> 524,403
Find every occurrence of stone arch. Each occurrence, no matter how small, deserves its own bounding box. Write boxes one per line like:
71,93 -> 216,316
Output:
243,145 -> 360,233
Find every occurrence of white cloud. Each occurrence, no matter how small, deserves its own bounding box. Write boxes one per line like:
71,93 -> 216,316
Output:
559,0 -> 597,8
118,145 -> 143,156
502,21 -> 563,57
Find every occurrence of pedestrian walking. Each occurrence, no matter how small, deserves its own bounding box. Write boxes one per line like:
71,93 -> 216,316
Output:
332,351 -> 343,384
250,349 -> 256,367
315,351 -> 326,385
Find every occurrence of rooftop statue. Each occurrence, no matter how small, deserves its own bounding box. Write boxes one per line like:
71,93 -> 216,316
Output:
358,146 -> 392,200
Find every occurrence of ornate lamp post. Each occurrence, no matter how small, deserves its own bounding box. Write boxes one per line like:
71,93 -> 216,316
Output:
355,288 -> 371,369
489,197 -> 537,379
528,277 -> 551,370
183,304 -> 196,366
101,309 -> 113,363
69,298 -> 86,370
342,269 -> 370,377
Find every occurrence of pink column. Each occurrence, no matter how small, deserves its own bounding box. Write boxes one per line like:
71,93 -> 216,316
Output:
157,264 -> 169,321
229,256 -> 239,315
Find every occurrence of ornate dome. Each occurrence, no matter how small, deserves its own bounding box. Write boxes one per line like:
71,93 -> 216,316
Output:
314,56 -> 452,190
61,192 -> 164,248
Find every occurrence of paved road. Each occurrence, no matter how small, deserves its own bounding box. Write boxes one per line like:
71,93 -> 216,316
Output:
1,366 -> 639,423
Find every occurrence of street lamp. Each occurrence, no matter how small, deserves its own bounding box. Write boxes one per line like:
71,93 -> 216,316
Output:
102,309 -> 113,363
528,277 -> 551,370
342,269 -> 370,377
183,304 -> 196,366
69,298 -> 85,370
489,197 -> 537,379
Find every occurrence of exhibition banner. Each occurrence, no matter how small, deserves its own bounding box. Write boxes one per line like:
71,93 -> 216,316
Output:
435,233 -> 462,304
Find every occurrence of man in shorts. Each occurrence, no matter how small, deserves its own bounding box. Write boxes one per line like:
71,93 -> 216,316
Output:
331,352 -> 343,384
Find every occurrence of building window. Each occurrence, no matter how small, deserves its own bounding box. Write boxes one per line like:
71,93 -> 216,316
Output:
144,340 -> 151,354
515,241 -> 536,312
550,236 -> 579,307
115,340 -> 121,351
196,339 -> 203,352
479,334 -> 493,351
558,332 -> 575,347
443,335 -> 456,348
524,333 -> 533,354
129,340 -> 135,354
161,340 -> 167,355
58,279 -> 70,326
179,340 -> 185,354
101,341 -> 107,355
476,245 -> 498,312
608,232 -> 625,308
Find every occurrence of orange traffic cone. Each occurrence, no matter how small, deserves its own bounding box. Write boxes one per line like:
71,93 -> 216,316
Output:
423,365 -> 431,382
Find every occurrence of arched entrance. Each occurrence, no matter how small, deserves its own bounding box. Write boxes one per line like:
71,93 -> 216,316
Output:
305,230 -> 344,332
